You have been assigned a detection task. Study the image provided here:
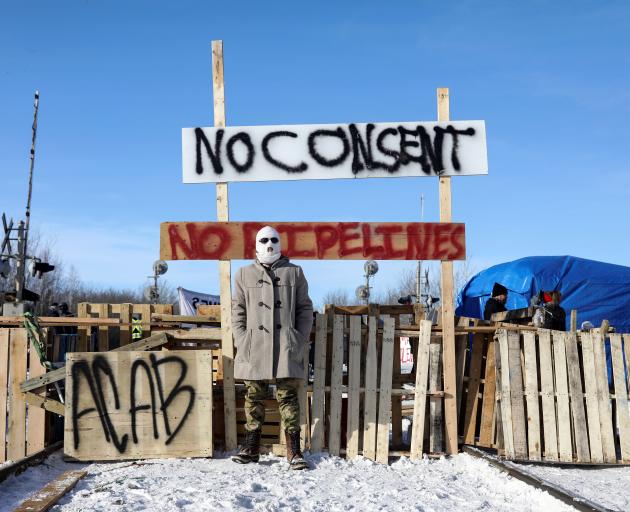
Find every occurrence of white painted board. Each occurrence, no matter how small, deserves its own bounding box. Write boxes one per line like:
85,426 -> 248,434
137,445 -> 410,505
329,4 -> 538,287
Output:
182,121 -> 488,183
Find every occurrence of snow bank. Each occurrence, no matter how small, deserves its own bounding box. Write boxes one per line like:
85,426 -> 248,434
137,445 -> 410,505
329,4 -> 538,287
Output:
1,452 -> 573,511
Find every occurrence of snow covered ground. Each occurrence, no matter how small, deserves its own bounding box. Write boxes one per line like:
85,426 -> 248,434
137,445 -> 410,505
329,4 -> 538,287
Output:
1,451 -> 576,511
517,462 -> 630,512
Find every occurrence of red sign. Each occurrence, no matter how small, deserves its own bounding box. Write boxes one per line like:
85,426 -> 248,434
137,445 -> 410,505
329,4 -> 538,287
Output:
160,222 -> 465,261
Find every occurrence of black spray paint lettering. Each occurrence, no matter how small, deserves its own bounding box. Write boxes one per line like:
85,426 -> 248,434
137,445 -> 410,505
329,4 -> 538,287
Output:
226,132 -> 255,173
194,124 -> 476,176
191,297 -> 220,308
307,127 -> 351,167
71,354 -> 196,452
262,131 -> 308,173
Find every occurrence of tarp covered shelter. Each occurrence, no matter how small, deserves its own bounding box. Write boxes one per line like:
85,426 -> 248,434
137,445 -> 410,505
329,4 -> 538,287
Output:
456,256 -> 630,332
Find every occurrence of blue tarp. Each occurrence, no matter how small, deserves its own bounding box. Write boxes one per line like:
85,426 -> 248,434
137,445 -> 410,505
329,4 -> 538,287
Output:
455,256 -> 630,332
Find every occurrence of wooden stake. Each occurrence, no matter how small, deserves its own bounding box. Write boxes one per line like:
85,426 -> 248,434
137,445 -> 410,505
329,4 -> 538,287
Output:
570,309 -> 577,333
437,87 -> 458,455
212,40 -> 236,451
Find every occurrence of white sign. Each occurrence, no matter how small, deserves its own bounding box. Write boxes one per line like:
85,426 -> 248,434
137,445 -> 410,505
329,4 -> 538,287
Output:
177,287 -> 220,316
183,121 -> 487,183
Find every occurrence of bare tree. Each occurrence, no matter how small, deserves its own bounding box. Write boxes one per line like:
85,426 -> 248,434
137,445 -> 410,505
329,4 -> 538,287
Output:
321,288 -> 355,308
1,229 -> 178,315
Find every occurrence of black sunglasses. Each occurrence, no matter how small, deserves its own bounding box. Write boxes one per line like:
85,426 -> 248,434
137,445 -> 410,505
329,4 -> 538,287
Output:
259,237 -> 279,244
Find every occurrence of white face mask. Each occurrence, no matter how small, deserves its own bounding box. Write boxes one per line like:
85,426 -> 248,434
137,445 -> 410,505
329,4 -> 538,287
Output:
256,226 -> 282,265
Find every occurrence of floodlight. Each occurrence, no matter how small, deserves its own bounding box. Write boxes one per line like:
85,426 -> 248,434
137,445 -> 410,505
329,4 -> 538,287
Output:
153,260 -> 168,276
364,260 -> 379,276
356,285 -> 370,301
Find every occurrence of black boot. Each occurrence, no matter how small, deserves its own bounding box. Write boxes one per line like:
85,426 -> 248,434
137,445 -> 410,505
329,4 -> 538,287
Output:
232,428 -> 261,464
285,429 -> 309,470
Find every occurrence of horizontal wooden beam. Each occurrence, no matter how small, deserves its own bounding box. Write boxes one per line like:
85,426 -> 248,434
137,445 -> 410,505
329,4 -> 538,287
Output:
167,328 -> 222,341
151,314 -> 220,324
0,316 -> 120,326
23,391 -> 65,416
490,306 -> 534,322
161,221 -> 466,261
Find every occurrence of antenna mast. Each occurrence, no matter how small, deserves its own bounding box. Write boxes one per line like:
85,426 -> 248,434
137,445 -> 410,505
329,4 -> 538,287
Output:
15,91 -> 40,301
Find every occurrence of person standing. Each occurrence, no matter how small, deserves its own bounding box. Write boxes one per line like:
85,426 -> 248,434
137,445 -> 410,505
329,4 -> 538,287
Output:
231,226 -> 313,470
536,290 -> 566,331
484,282 -> 508,320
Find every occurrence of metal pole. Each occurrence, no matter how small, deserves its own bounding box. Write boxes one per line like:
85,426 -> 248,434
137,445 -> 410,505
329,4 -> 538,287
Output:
15,221 -> 25,300
17,91 -> 40,302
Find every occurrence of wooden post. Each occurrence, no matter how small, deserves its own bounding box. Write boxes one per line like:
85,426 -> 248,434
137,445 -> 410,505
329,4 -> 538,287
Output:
570,309 -> 577,332
437,87 -> 458,455
213,40 -> 237,451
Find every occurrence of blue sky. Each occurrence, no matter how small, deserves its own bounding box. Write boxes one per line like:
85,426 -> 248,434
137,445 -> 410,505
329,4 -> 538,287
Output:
2,1 -> 629,307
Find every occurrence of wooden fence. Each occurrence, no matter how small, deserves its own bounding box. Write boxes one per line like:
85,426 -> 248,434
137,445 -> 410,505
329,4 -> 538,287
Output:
212,306 -> 460,462
493,328 -> 630,464
0,303 -> 174,464
75,303 -> 173,351
8,302 -> 630,466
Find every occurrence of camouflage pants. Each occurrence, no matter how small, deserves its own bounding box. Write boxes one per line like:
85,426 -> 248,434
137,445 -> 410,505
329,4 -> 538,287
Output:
244,379 -> 302,434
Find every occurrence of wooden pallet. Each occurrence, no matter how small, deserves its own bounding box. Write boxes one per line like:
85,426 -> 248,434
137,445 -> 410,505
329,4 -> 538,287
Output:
494,328 -> 630,464
0,328 -> 47,463
76,303 -> 173,351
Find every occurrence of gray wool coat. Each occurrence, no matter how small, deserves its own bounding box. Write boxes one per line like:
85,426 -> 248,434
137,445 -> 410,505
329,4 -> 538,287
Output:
232,257 -> 314,380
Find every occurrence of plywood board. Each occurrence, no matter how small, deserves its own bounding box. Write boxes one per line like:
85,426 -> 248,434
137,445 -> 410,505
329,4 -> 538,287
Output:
610,334 -> 630,461
376,316 -> 395,464
7,329 -> 28,461
463,333 -> 484,445
64,350 -> 213,461
299,341 -> 310,450
362,316 -> 379,461
97,303 -> 110,351
552,331 -> 573,462
346,316 -> 362,459
496,330 -> 514,458
592,331 -> 616,463
537,330 -> 558,461
310,313 -> 327,453
564,331 -> 590,462
0,329 -> 9,462
580,332 -> 604,463
410,320 -> 431,460
328,315 -> 344,456
478,339 -> 496,447
507,330 -> 527,459
161,221 -> 466,261
522,331 -> 541,460
77,303 -> 88,352
391,332 -> 402,447
119,303 -> 132,346
428,338 -> 443,453
27,331 -> 46,456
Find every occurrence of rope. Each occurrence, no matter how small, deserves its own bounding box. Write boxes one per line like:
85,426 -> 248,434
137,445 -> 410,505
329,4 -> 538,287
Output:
22,312 -> 53,371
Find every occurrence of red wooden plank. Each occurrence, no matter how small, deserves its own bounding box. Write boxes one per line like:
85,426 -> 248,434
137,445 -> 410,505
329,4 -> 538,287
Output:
160,221 -> 466,261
